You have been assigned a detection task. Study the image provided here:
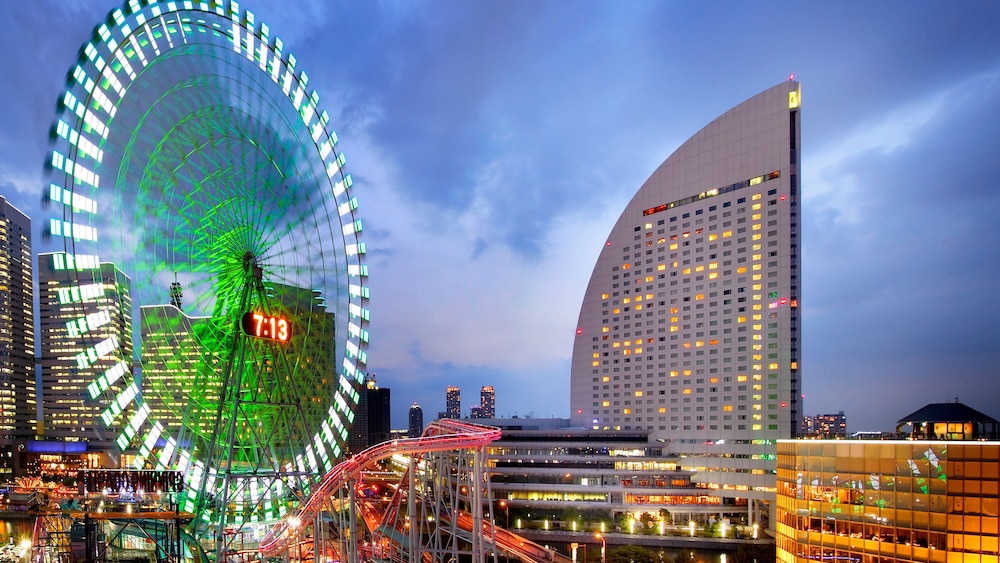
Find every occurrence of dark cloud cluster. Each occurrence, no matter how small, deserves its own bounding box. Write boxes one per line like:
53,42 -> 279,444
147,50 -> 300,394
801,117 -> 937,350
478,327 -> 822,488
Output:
1,1 -> 999,429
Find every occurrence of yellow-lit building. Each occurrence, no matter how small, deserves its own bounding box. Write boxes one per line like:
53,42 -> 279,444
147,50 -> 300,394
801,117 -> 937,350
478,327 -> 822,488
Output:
776,403 -> 1000,563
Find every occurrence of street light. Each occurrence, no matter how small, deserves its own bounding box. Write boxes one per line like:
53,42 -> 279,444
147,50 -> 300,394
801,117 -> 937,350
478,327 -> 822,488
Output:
499,500 -> 510,529
594,533 -> 606,563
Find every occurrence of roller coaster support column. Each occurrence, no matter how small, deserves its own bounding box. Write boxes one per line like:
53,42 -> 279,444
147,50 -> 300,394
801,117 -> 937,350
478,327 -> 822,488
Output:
472,447 -> 484,563
347,477 -> 359,563
408,455 -> 417,563
314,503 -> 322,563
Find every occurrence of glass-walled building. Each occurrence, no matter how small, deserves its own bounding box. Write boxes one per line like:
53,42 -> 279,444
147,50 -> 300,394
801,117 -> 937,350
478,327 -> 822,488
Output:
776,440 -> 1000,562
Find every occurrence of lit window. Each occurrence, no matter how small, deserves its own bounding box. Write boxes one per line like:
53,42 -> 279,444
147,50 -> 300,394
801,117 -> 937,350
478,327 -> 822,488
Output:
683,389 -> 692,395
670,243 -> 678,250
602,376 -> 610,382
737,267 -> 747,274
635,391 -> 643,397
623,298 -> 631,304
623,408 -> 631,414
769,363 -> 779,370
602,326 -> 609,333
601,293 -> 609,299
603,401 -> 610,407
623,263 -> 631,270
722,230 -> 732,238
657,264 -> 666,271
737,375 -> 748,382
658,407 -> 666,413
695,294 -> 704,300
708,233 -> 717,241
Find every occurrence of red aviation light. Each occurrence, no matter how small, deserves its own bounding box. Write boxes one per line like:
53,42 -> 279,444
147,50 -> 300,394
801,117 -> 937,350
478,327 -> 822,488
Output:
576,328 -> 584,335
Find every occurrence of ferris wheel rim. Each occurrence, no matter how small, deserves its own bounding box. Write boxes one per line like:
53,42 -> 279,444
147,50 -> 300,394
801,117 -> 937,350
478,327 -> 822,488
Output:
42,0 -> 370,531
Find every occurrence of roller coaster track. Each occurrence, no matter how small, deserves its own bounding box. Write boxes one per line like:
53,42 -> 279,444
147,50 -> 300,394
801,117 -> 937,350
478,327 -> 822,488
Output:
260,419 -> 569,563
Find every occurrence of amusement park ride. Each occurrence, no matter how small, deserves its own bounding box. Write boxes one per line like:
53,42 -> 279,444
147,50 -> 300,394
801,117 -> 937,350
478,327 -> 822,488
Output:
34,1 -> 564,563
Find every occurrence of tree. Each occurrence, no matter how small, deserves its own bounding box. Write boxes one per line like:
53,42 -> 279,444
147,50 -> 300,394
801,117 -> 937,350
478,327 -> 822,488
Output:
731,543 -> 776,563
639,512 -> 656,531
563,506 -> 583,527
607,545 -> 653,563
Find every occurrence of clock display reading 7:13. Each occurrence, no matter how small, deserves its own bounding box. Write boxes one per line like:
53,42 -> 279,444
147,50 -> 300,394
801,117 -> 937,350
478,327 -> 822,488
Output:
241,311 -> 291,342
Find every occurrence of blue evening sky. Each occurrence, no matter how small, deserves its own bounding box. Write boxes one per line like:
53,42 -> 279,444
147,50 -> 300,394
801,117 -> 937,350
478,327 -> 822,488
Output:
1,1 -> 999,432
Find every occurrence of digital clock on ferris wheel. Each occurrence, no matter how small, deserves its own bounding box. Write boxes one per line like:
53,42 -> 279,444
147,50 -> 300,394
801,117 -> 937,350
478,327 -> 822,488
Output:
241,311 -> 291,342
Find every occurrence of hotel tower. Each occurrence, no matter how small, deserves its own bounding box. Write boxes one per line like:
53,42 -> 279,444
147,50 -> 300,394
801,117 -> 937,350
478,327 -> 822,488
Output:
570,80 -> 802,524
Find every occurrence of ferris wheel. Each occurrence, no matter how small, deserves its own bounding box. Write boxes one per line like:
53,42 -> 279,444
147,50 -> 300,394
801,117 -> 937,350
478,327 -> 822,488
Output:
43,0 -> 370,543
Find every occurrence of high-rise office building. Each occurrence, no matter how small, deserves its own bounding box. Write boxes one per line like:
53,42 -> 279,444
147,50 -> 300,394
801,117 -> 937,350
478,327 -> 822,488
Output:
408,403 -> 424,438
479,385 -> 495,419
0,197 -> 35,449
570,80 -> 802,525
445,386 -> 461,419
39,253 -> 133,460
141,281 -> 337,455
348,375 -> 391,453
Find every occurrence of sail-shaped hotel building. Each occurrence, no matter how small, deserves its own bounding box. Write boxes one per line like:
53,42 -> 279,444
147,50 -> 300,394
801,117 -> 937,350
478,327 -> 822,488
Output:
570,80 -> 802,522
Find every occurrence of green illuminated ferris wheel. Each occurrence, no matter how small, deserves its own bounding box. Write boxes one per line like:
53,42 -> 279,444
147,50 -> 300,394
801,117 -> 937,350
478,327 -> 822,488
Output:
43,0 -> 369,540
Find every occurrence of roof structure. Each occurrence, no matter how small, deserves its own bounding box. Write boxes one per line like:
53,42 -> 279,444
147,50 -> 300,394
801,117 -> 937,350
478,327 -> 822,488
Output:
897,402 -> 998,424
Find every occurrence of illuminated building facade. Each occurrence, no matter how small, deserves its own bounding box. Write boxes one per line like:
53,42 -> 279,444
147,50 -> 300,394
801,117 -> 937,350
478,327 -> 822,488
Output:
776,440 -> 1000,562
0,197 -> 35,453
38,253 -> 132,460
446,386 -> 461,419
479,385 -> 496,419
805,411 -> 847,438
140,282 -> 337,452
486,420 -> 728,526
570,80 -> 803,525
409,402 -> 424,438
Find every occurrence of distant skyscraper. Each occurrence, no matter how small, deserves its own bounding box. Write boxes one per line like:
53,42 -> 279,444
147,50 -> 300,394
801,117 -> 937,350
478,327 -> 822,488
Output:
808,411 -> 847,438
408,403 -> 424,438
480,385 -> 495,418
445,386 -> 461,419
39,253 -> 133,457
0,197 -> 35,446
570,80 -> 802,525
